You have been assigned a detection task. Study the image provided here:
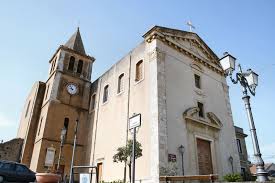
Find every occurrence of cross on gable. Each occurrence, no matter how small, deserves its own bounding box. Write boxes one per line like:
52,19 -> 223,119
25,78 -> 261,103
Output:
187,21 -> 195,32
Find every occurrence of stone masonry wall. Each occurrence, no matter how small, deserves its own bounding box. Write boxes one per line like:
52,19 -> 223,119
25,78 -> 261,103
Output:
0,138 -> 23,162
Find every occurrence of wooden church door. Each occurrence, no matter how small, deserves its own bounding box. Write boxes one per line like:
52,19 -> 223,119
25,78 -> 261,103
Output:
196,138 -> 213,175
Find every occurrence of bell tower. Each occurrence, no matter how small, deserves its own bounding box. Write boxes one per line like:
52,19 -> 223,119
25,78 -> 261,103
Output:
29,28 -> 95,174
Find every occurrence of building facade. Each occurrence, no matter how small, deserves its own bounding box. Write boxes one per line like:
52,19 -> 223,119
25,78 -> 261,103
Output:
18,26 -> 242,182
235,126 -> 251,180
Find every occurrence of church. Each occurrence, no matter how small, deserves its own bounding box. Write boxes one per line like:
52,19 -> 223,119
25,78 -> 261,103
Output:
17,25 -> 242,182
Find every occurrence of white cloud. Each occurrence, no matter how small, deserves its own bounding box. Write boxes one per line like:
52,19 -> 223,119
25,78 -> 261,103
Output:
0,113 -> 15,127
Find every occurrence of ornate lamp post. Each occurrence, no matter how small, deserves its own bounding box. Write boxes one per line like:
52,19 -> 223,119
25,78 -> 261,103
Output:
57,126 -> 67,172
219,53 -> 269,182
178,145 -> 185,176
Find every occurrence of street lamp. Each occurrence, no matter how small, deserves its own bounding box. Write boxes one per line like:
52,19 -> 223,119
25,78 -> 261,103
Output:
219,53 -> 269,182
178,145 -> 185,176
57,126 -> 67,172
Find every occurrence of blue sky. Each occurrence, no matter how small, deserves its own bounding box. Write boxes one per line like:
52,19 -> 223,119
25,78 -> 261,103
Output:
0,1 -> 274,163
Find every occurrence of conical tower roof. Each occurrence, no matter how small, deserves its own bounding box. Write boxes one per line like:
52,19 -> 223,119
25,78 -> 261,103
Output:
64,27 -> 86,55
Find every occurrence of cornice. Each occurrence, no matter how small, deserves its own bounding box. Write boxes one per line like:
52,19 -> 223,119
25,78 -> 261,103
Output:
34,137 -> 84,147
145,31 -> 224,76
49,45 -> 95,63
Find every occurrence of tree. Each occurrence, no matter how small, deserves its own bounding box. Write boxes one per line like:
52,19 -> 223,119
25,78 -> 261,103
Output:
113,139 -> 142,182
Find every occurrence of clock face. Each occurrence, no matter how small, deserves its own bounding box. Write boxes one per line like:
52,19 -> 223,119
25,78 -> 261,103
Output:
66,83 -> 78,95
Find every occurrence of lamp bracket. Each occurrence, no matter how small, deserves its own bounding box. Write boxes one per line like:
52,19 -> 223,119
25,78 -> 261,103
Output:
229,64 -> 256,96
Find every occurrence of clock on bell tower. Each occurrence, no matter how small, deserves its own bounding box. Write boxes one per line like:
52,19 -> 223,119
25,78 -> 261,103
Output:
29,28 -> 95,174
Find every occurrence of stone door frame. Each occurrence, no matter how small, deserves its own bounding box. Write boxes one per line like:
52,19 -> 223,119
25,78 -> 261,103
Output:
195,136 -> 215,175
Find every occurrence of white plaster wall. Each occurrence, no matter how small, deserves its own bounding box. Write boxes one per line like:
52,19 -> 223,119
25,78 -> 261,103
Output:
156,40 -> 241,178
89,42 -> 153,182
88,32 -> 241,182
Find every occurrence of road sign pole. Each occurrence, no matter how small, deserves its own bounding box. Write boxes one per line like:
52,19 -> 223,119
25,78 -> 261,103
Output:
129,113 -> 141,183
131,127 -> 136,183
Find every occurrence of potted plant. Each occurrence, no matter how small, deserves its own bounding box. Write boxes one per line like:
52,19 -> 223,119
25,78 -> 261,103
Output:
36,166 -> 61,183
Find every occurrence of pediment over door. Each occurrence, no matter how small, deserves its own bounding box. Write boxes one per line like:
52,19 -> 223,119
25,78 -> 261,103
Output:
182,107 -> 222,130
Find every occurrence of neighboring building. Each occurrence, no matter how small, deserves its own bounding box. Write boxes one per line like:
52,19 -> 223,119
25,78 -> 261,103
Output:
18,26 -> 241,182
0,138 -> 23,162
17,81 -> 45,166
234,126 -> 251,180
250,163 -> 275,177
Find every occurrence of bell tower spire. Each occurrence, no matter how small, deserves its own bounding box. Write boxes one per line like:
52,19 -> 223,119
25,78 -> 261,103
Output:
48,27 -> 95,81
64,27 -> 86,55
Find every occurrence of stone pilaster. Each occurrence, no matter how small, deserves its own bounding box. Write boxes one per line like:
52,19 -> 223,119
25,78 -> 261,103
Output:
149,47 -> 168,183
156,48 -> 168,169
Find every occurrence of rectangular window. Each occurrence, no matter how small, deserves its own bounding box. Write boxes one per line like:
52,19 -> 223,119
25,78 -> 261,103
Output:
25,100 -> 31,118
103,85 -> 109,103
64,118 -> 69,129
37,117 -> 43,136
91,94 -> 96,110
97,162 -> 103,182
194,74 -> 201,89
237,139 -> 242,153
198,102 -> 204,118
44,85 -> 49,101
241,167 -> 246,179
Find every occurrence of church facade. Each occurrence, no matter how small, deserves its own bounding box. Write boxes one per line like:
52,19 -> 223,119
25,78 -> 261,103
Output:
17,26 -> 241,182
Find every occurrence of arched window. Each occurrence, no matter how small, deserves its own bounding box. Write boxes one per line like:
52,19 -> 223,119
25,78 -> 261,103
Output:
68,56 -> 75,71
135,60 -> 143,82
77,60 -> 83,74
103,85 -> 109,103
117,73 -> 124,94
64,118 -> 69,129
50,57 -> 57,73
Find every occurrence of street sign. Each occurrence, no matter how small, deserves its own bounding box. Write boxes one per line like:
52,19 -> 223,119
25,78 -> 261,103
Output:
168,154 -> 177,162
129,113 -> 141,130
45,147 -> 55,167
80,173 -> 90,183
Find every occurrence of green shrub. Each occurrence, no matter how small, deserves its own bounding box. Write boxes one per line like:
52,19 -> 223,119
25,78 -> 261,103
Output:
223,173 -> 242,182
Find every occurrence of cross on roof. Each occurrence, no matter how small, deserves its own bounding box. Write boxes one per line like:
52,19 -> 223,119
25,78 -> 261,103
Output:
187,21 -> 195,32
